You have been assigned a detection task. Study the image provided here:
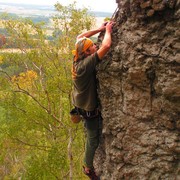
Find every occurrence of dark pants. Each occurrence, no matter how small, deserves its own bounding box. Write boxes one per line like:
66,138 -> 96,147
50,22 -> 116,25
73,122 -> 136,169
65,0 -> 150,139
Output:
83,114 -> 102,169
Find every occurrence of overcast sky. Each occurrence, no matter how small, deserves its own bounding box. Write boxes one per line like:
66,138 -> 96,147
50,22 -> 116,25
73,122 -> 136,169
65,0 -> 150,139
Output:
0,0 -> 117,12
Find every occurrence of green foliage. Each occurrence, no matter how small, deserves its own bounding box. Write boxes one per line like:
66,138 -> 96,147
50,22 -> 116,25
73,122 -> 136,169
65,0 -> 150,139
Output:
104,17 -> 111,21
0,1 -> 94,179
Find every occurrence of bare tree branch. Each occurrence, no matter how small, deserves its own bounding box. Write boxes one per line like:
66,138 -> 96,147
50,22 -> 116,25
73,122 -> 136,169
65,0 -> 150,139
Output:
14,83 -> 66,128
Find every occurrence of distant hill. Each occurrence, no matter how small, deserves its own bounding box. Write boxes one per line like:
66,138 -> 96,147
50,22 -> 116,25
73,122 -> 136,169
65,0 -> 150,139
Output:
0,2 -> 113,18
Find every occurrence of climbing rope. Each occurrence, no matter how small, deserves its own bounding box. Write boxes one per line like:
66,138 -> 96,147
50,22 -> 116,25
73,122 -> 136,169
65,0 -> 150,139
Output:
111,7 -> 119,20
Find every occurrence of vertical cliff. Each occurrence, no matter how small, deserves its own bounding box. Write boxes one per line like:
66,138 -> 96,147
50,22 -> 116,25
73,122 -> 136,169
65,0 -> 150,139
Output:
96,0 -> 180,179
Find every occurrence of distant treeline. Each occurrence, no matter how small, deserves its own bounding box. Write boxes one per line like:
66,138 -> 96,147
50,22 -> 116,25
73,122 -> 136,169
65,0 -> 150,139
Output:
0,12 -> 50,24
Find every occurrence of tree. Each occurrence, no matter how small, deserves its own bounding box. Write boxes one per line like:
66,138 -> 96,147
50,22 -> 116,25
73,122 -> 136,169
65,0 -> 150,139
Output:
0,2 -> 95,179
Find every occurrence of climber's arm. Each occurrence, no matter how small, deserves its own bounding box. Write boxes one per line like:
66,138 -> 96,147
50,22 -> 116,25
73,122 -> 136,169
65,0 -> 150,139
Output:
76,22 -> 107,40
97,21 -> 114,60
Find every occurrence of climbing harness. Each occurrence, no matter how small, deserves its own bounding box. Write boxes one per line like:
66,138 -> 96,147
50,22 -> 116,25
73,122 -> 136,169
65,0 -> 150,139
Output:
86,108 -> 99,119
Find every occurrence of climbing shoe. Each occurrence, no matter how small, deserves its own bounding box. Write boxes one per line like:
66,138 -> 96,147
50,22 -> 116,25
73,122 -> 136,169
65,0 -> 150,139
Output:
83,166 -> 100,180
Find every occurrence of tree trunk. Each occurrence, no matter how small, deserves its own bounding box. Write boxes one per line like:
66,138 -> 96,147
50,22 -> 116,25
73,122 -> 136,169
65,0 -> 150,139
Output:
68,129 -> 73,180
95,0 -> 180,179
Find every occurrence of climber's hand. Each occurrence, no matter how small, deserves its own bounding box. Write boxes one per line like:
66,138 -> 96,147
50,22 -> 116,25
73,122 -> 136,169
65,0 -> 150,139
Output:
99,21 -> 109,31
106,21 -> 115,33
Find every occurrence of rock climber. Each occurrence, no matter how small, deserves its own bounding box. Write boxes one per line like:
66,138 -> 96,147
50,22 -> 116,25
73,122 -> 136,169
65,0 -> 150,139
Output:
71,21 -> 114,179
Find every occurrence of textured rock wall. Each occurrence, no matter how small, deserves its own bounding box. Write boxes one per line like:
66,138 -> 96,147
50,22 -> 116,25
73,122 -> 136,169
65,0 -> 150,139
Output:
95,0 -> 180,179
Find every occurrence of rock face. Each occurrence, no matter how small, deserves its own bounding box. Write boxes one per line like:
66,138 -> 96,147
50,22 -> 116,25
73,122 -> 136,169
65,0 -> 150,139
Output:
95,0 -> 180,179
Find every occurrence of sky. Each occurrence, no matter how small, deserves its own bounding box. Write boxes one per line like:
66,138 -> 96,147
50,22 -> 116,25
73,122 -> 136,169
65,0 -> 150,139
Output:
0,0 -> 117,12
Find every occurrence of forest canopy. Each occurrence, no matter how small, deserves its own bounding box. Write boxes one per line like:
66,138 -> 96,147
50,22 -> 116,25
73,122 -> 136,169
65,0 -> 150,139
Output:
0,2 -> 97,179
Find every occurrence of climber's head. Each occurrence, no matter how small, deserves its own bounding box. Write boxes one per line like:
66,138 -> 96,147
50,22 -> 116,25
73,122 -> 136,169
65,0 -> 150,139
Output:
72,37 -> 97,61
